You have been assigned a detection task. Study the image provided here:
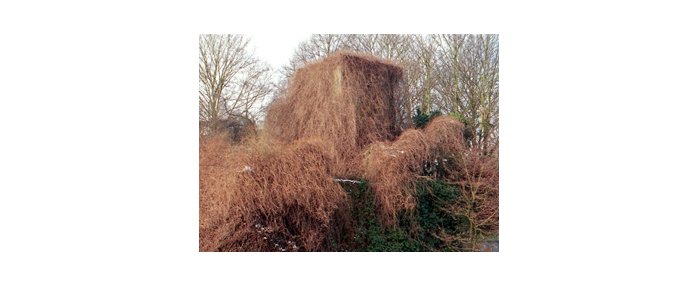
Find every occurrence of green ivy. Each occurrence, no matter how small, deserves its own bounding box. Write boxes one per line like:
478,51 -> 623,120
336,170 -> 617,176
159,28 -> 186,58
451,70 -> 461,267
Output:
412,108 -> 443,128
338,179 -> 470,252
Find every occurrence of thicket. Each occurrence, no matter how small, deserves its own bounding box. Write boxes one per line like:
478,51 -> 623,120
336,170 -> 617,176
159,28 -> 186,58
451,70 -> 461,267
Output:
334,111 -> 497,251
338,179 -> 471,252
199,125 -> 498,251
199,52 -> 498,252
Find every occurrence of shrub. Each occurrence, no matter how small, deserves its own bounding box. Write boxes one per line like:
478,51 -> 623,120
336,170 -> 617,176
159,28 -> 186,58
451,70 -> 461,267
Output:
412,108 -> 443,128
340,180 -> 420,251
200,52 -> 498,251
199,114 -> 257,143
413,180 -> 470,251
199,136 -> 349,252
338,179 -> 470,252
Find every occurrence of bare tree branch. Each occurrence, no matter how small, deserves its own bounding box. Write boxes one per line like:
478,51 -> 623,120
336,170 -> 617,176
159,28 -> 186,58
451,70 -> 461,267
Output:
199,34 -> 273,136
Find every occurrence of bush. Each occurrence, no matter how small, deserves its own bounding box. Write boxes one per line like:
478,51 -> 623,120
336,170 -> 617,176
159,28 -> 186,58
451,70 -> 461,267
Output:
447,111 -> 474,144
340,180 -> 419,251
338,179 -> 470,252
413,180 -> 470,251
199,115 -> 257,143
412,108 -> 443,128
199,136 -> 349,252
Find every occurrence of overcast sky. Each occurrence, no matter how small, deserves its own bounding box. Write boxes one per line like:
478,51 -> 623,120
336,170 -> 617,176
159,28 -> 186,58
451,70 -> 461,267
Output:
247,34 -> 312,73
241,34 -> 311,117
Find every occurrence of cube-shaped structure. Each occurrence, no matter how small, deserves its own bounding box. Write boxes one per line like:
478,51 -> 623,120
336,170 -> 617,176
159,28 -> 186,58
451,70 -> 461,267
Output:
265,52 -> 403,174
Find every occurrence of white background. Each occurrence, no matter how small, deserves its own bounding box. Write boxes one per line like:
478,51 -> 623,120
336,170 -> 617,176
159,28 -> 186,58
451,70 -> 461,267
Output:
1,1 -> 697,286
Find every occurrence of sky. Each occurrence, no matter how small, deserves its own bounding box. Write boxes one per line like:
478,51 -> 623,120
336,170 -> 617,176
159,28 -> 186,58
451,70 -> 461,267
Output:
247,33 -> 312,73
242,34 -> 311,118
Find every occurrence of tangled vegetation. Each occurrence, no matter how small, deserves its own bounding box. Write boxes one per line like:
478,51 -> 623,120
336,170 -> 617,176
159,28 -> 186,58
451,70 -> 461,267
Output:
199,52 -> 498,252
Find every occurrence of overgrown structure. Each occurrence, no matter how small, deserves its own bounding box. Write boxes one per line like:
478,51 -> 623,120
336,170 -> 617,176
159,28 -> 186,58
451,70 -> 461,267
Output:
265,52 -> 403,177
199,52 -> 498,252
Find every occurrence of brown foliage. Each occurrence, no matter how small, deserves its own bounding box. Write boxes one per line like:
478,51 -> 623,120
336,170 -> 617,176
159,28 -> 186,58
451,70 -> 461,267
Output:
423,115 -> 467,178
359,116 -> 472,226
424,116 -> 466,156
361,129 -> 431,225
265,52 -> 403,177
199,51 -> 498,251
199,115 -> 258,142
461,150 -> 499,235
199,136 -> 349,251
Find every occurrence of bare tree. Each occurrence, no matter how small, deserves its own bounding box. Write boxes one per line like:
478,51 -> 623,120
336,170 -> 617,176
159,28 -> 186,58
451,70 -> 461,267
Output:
280,34 -> 350,79
199,34 -> 272,136
413,34 -> 500,152
274,34 -> 498,151
456,35 -> 499,152
344,34 -> 412,61
411,35 -> 438,113
432,34 -> 466,113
